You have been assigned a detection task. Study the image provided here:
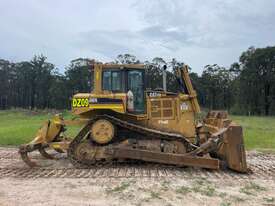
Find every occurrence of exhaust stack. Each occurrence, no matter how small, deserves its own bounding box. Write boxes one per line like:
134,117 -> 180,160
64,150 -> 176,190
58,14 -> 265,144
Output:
163,65 -> 167,92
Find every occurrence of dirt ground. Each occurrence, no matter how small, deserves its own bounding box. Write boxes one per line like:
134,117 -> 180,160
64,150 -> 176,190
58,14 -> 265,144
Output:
0,147 -> 275,206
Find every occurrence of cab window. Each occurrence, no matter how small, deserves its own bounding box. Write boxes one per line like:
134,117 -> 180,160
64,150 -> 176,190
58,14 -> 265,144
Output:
102,70 -> 123,92
127,70 -> 145,113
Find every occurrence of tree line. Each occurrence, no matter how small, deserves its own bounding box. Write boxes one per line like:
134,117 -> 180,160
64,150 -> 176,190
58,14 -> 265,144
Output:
0,46 -> 275,115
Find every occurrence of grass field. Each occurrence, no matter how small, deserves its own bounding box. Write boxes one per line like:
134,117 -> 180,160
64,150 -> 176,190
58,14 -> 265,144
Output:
0,110 -> 80,145
0,110 -> 275,151
232,115 -> 275,151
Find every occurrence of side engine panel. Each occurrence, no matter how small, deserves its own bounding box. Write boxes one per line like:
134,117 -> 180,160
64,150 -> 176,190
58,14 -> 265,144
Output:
146,92 -> 197,141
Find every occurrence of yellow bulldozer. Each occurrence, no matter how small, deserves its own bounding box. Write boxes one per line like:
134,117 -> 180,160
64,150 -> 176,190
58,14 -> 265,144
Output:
19,63 -> 247,172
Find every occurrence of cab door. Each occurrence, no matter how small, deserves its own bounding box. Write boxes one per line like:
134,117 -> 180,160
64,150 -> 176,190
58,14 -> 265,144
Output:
127,70 -> 145,113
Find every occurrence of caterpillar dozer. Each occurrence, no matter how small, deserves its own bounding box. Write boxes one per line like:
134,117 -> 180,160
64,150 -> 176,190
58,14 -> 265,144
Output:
19,63 -> 247,172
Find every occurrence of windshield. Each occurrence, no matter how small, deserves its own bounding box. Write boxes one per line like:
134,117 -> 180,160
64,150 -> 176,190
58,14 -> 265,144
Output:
102,70 -> 123,92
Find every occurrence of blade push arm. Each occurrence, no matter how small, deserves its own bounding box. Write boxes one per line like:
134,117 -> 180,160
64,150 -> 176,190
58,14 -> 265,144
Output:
176,65 -> 200,113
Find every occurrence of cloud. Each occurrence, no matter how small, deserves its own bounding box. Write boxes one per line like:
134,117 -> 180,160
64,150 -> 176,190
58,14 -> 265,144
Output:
0,0 -> 275,73
132,0 -> 275,71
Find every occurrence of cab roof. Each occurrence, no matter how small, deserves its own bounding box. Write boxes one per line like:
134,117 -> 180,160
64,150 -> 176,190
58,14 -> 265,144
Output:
94,63 -> 145,70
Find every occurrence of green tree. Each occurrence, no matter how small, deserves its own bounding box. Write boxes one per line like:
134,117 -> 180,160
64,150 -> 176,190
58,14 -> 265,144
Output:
201,64 -> 234,110
115,54 -> 140,64
0,59 -> 13,109
65,58 -> 94,95
28,55 -> 55,109
239,46 -> 275,115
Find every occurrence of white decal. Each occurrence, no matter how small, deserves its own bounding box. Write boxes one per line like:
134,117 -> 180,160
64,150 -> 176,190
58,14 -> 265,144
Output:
89,98 -> 98,103
158,120 -> 169,124
180,102 -> 188,111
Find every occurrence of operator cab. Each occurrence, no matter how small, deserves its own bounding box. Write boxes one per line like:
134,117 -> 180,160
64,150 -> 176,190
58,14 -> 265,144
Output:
100,65 -> 145,113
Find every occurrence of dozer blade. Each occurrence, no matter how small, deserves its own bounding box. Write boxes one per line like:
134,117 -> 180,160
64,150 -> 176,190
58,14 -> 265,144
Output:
203,111 -> 247,173
215,123 -> 247,172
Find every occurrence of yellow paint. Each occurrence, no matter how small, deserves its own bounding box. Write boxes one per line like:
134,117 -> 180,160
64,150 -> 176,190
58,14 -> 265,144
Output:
89,104 -> 125,113
51,143 -> 61,149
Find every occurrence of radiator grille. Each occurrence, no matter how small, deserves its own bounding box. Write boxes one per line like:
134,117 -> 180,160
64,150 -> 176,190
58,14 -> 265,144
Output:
150,98 -> 174,119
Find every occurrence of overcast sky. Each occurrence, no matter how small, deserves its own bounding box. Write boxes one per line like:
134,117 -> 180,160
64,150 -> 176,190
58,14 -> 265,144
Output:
1,0 -> 275,73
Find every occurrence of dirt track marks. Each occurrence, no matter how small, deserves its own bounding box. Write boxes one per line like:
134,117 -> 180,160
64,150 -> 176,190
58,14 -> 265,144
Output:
0,147 -> 274,180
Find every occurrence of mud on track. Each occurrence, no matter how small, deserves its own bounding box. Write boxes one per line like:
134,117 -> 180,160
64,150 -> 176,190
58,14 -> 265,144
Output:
0,147 -> 275,180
